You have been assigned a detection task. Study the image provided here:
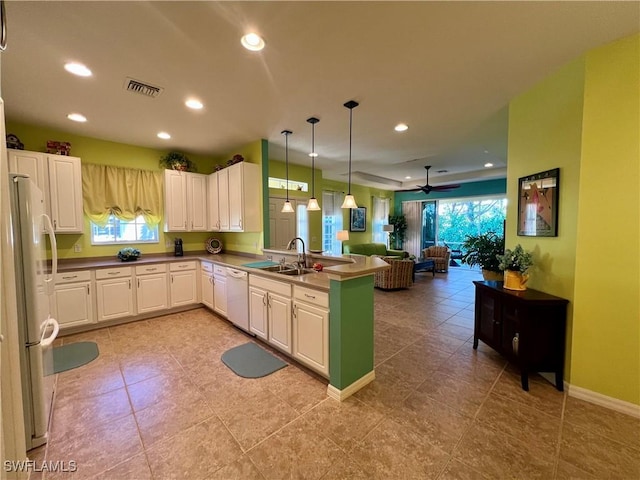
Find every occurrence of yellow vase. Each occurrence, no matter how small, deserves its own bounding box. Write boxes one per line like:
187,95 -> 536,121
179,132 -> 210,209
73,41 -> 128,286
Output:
503,270 -> 529,291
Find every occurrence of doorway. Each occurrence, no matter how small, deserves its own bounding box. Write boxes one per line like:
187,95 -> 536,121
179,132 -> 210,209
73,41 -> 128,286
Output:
269,197 -> 298,250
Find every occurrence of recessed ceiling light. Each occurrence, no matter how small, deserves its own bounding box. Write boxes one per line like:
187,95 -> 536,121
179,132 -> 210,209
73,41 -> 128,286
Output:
157,132 -> 171,140
67,113 -> 87,123
241,33 -> 265,51
405,176 -> 412,179
64,62 -> 92,77
483,149 -> 490,154
484,162 -> 494,168
185,99 -> 203,110
394,123 -> 409,132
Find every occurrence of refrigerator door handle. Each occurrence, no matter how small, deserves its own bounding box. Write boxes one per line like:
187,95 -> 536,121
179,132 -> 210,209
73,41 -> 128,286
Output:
42,214 -> 57,296
40,317 -> 60,348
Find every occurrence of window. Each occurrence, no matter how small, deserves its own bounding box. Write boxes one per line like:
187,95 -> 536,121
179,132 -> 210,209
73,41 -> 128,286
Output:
91,215 -> 159,244
322,191 -> 344,255
268,176 -> 308,192
372,197 -> 390,244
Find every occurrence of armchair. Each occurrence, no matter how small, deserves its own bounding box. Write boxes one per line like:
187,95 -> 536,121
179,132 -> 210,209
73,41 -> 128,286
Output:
421,246 -> 451,272
374,257 -> 414,290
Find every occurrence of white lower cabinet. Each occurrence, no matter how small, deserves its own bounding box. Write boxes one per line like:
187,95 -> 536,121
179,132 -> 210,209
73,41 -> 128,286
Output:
52,271 -> 94,330
249,275 -> 292,354
170,261 -> 198,307
135,264 -> 168,314
96,267 -> 134,322
213,265 -> 227,317
293,286 -> 329,377
200,262 -> 214,310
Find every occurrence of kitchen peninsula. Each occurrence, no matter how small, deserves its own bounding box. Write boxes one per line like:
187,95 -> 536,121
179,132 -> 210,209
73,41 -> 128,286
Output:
55,250 -> 389,400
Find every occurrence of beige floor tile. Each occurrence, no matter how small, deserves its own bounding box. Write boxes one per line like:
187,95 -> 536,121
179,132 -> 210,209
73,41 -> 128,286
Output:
146,416 -> 243,479
303,397 -> 385,451
51,387 -> 131,440
352,375 -> 416,414
321,454 -> 372,479
438,458 -> 491,480
412,330 -> 468,354
476,392 -> 560,457
126,372 -> 199,412
92,452 -> 153,480
558,420 -> 640,479
118,351 -> 184,385
350,418 -> 450,479
434,322 -> 475,341
563,396 -> 640,450
54,355 -> 124,401
415,371 -> 490,417
437,351 -> 505,389
553,459 -> 598,480
46,414 -> 143,479
247,416 -> 343,479
207,455 -> 264,480
261,364 -> 328,414
453,422 -> 554,480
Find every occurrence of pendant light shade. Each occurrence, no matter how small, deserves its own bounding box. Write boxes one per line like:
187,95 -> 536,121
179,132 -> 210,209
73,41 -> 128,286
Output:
341,100 -> 359,209
281,129 -> 294,213
306,117 -> 321,211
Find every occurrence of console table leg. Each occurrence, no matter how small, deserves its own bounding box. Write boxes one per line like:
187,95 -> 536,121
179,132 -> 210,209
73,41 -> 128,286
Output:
473,337 -> 478,349
555,371 -> 564,391
520,372 -> 529,391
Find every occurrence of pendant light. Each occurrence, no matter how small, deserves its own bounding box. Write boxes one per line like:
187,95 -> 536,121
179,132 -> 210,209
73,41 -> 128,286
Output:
306,117 -> 321,211
341,100 -> 359,209
281,129 -> 295,213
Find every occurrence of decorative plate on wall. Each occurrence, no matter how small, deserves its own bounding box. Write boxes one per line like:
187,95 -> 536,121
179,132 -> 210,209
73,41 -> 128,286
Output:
206,238 -> 222,254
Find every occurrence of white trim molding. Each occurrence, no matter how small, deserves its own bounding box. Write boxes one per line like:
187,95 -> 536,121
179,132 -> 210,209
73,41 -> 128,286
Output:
327,370 -> 375,402
567,383 -> 640,419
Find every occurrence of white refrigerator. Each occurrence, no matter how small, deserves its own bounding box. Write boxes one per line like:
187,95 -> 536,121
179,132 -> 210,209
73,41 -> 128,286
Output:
8,173 -> 59,450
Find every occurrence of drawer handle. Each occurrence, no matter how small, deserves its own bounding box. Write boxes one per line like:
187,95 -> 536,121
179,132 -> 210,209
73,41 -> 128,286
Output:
304,293 -> 316,299
62,275 -> 77,279
512,333 -> 519,355
108,271 -> 120,275
147,267 -> 157,272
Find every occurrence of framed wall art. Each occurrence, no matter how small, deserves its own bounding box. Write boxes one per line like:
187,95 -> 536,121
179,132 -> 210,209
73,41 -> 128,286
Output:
350,207 -> 366,232
517,168 -> 559,237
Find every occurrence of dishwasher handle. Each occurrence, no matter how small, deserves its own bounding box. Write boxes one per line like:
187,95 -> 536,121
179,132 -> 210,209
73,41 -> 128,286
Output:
226,268 -> 247,279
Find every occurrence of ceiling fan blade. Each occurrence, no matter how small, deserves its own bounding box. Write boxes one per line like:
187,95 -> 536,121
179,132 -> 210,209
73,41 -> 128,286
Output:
430,184 -> 461,191
396,187 -> 424,192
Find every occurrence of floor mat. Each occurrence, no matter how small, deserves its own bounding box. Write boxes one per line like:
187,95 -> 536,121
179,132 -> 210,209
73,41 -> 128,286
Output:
221,342 -> 287,378
53,341 -> 99,374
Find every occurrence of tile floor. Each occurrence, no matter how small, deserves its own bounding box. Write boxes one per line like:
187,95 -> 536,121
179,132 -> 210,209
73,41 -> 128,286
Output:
30,267 -> 639,479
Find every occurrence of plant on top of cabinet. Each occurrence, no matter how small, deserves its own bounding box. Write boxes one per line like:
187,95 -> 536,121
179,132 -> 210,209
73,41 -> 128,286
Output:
160,152 -> 196,172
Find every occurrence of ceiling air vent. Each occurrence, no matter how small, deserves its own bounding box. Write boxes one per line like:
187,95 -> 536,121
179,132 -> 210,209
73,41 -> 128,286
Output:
123,77 -> 163,98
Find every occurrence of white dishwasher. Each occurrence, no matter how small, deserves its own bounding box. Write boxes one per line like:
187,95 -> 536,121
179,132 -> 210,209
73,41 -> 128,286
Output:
226,268 -> 249,332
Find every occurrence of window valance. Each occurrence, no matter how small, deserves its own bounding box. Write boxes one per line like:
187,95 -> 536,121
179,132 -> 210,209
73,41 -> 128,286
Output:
82,163 -> 164,227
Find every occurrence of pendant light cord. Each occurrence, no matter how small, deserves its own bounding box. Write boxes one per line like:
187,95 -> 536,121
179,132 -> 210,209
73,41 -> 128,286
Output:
348,107 -> 352,195
311,123 -> 315,198
281,129 -> 292,202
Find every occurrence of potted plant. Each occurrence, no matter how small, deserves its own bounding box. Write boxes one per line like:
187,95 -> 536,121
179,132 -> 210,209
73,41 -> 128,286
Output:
461,232 -> 505,281
159,152 -> 195,172
497,244 -> 534,290
117,247 -> 141,262
388,215 -> 407,249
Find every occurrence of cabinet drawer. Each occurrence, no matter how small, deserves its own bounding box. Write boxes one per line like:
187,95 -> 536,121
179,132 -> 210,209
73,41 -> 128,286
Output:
213,264 -> 226,276
135,263 -> 167,275
56,270 -> 91,284
201,261 -> 213,274
294,286 -> 328,308
170,261 -> 196,272
249,275 -> 291,297
95,266 -> 132,280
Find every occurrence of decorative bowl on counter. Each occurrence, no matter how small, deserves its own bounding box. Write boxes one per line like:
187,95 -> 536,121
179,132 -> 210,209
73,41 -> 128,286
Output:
117,247 -> 141,262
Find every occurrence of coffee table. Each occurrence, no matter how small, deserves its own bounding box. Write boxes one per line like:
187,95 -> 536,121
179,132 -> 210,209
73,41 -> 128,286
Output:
413,258 -> 435,281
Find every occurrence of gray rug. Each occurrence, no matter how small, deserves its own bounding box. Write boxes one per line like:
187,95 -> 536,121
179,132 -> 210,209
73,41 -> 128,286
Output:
53,341 -> 99,374
221,342 -> 287,378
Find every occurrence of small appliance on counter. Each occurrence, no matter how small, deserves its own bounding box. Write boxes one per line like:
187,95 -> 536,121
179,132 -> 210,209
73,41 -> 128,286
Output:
174,238 -> 183,256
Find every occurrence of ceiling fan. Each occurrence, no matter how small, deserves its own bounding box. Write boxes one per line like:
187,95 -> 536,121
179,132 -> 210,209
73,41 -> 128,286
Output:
399,166 -> 461,195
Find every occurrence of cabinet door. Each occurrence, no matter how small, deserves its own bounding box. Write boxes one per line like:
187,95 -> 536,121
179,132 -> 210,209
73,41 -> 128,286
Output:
213,274 -> 227,317
96,277 -> 134,322
48,155 -> 83,233
8,149 -> 49,218
201,271 -> 214,310
136,273 -> 168,314
207,172 -> 220,231
170,270 -> 197,307
217,168 -> 230,231
187,173 -> 208,231
477,290 -> 501,348
164,170 -> 187,232
53,282 -> 94,329
268,292 -> 292,354
228,163 -> 243,231
293,301 -> 329,376
249,286 -> 268,340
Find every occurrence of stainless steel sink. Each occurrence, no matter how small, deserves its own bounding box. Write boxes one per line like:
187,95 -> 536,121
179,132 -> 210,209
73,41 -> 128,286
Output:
276,268 -> 317,276
258,265 -> 288,272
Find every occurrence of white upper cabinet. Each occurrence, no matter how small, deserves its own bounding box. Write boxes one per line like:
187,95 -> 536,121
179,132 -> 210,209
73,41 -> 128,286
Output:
207,162 -> 260,233
8,149 -> 83,234
164,170 -> 208,232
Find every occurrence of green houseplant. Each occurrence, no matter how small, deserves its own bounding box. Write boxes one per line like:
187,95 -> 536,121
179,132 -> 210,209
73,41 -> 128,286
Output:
159,152 -> 196,172
497,244 -> 534,290
388,215 -> 407,249
461,232 -> 504,281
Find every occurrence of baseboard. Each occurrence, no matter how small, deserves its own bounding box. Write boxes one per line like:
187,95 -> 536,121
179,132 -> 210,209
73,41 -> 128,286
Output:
327,370 -> 375,401
567,383 -> 640,419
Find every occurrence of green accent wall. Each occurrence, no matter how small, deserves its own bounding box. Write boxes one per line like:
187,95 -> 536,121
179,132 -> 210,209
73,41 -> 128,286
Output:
507,33 -> 639,406
329,275 -> 374,389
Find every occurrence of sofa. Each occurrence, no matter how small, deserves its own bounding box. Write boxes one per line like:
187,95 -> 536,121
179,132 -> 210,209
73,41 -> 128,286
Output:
422,246 -> 451,272
374,257 -> 414,290
343,243 -> 407,258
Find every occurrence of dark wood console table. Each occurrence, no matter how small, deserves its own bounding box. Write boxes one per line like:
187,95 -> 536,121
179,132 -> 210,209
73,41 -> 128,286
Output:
472,281 -> 568,391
